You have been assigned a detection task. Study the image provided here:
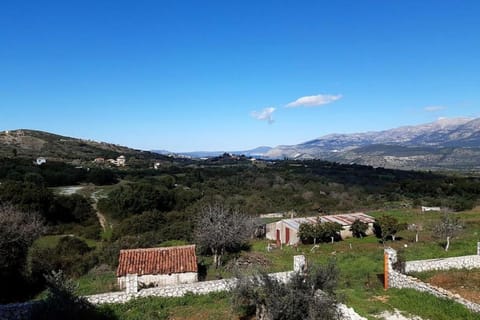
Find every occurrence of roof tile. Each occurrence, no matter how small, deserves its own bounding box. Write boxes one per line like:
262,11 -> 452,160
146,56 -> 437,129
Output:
116,245 -> 197,277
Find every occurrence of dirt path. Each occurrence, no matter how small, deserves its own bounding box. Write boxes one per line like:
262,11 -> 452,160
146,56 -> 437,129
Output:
91,190 -> 108,230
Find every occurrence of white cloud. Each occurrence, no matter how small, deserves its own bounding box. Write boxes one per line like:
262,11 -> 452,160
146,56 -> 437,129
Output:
424,105 -> 446,112
251,107 -> 275,124
286,94 -> 342,108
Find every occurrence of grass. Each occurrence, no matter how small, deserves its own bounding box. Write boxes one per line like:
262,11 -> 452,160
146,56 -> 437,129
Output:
387,288 -> 480,320
76,271 -> 119,296
99,292 -> 237,320
34,234 -> 99,249
65,207 -> 480,319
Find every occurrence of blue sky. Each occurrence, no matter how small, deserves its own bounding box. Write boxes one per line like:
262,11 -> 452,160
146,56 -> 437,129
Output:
1,1 -> 479,151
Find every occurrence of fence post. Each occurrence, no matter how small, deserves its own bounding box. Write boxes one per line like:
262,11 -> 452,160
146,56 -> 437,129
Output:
384,253 -> 388,290
293,255 -> 306,273
126,273 -> 138,293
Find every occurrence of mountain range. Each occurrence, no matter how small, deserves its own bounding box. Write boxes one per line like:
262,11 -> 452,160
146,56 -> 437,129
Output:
161,117 -> 480,171
2,117 -> 480,171
264,117 -> 480,170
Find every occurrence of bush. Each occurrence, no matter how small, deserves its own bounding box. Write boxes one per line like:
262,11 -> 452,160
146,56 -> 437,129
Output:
31,270 -> 113,320
30,236 -> 97,280
231,260 -> 340,320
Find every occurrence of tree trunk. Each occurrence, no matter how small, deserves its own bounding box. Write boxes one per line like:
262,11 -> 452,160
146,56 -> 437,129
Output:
256,304 -> 272,320
392,234 -> 396,241
212,248 -> 219,268
415,232 -> 419,243
445,236 -> 450,251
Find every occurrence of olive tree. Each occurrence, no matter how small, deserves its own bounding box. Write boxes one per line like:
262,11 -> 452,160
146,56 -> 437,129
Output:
0,204 -> 44,302
374,215 -> 405,243
350,219 -> 368,238
231,260 -> 340,320
432,212 -> 463,251
194,203 -> 255,268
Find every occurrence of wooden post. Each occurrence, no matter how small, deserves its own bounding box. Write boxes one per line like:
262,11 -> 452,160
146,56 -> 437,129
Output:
384,253 -> 388,290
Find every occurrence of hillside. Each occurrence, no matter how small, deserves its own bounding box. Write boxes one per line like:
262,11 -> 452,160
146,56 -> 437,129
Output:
265,118 -> 480,171
0,129 -> 162,161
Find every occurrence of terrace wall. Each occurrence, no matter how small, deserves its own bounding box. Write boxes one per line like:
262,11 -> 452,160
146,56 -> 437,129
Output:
384,246 -> 480,314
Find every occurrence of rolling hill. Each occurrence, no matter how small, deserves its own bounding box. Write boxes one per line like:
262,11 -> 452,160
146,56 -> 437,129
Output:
0,129 -> 162,161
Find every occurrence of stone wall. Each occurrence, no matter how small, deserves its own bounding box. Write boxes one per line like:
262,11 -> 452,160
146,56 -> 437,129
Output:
86,271 -> 293,304
405,255 -> 480,273
1,254 -> 367,320
0,302 -> 38,320
384,247 -> 480,314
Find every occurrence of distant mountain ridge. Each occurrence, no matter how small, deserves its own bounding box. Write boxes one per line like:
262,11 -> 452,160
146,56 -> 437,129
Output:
153,146 -> 273,158
264,117 -> 480,170
0,129 -> 161,161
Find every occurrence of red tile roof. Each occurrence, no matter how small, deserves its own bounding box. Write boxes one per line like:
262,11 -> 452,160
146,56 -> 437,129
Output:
116,245 -> 197,277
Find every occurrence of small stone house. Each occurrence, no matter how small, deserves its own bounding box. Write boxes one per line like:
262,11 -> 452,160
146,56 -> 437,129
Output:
265,212 -> 375,245
116,245 -> 198,290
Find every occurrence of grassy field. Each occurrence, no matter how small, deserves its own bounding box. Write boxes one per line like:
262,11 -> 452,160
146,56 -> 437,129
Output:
409,268 -> 480,304
98,208 -> 480,320
30,207 -> 480,318
99,292 -> 238,320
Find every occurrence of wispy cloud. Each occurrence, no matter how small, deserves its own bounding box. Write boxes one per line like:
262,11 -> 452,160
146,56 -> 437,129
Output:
286,94 -> 342,108
251,107 -> 275,124
424,105 -> 446,112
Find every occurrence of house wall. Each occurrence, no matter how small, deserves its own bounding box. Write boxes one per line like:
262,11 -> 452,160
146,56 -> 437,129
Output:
265,221 -> 278,241
267,221 -> 375,244
266,221 -> 300,245
118,272 -> 198,290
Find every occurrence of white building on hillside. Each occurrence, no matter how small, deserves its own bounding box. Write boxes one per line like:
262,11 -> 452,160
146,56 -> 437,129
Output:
266,212 -> 375,245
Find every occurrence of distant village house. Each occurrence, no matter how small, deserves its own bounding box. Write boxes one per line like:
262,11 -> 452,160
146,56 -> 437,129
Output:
421,206 -> 441,212
93,157 -> 105,164
266,212 -> 375,245
35,157 -> 47,165
116,245 -> 198,292
116,155 -> 126,166
104,155 -> 126,167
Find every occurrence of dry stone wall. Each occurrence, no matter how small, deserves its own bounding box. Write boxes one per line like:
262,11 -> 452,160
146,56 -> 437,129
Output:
384,247 -> 480,314
86,271 -> 293,304
0,302 -> 38,320
405,255 -> 480,273
1,255 -> 368,320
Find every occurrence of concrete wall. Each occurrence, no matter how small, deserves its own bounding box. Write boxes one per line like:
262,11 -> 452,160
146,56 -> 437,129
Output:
384,247 -> 480,314
118,272 -> 198,290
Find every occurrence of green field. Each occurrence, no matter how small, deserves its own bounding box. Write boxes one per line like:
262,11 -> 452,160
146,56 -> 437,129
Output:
95,208 -> 480,320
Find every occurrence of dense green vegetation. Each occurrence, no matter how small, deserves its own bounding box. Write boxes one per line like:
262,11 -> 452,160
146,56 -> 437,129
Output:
1,155 -> 480,318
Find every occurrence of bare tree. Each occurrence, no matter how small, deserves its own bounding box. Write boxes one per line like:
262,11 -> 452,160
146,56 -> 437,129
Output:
408,223 -> 423,243
0,204 -> 44,270
432,211 -> 463,251
194,203 -> 254,268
